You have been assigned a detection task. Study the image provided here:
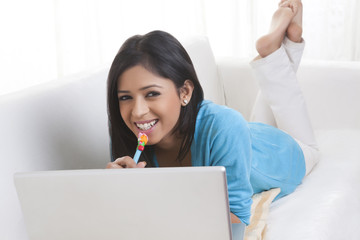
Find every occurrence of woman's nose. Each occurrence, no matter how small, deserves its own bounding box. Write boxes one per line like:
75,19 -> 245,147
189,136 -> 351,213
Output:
132,98 -> 149,118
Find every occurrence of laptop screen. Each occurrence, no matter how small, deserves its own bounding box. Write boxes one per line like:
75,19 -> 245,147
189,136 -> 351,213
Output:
14,167 -> 243,240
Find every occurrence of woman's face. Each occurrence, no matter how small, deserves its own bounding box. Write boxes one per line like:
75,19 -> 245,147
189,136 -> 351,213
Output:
117,65 -> 185,147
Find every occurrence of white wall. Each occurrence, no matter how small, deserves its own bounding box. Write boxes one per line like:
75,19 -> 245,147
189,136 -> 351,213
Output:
1,0 -> 360,96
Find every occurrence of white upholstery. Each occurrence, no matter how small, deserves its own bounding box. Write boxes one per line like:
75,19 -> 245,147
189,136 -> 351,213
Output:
0,69 -> 110,239
1,36 -> 360,239
182,36 -> 226,105
217,56 -> 360,239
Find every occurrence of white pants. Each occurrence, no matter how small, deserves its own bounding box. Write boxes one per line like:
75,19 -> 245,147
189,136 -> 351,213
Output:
250,37 -> 320,176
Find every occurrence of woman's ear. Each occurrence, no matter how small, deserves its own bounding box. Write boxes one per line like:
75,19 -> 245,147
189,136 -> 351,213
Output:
180,80 -> 194,106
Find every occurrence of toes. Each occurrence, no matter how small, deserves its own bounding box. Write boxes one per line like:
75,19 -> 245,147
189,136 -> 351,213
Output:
290,2 -> 299,13
280,1 -> 300,14
278,0 -> 287,6
279,0 -> 290,7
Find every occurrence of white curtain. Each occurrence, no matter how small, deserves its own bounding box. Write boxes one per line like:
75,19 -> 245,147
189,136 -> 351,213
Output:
1,0 -> 359,95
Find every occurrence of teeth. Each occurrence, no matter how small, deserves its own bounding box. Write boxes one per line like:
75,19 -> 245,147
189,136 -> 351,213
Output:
136,120 -> 157,130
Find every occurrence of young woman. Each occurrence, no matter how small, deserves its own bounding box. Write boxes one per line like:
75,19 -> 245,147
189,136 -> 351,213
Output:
106,0 -> 319,225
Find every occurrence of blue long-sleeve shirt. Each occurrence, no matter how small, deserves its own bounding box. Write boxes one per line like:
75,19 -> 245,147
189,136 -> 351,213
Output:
189,100 -> 305,224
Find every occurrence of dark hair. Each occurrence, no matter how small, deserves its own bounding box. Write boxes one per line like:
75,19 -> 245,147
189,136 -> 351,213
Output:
107,30 -> 204,166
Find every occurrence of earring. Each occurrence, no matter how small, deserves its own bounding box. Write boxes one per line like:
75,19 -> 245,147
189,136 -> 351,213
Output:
183,99 -> 188,105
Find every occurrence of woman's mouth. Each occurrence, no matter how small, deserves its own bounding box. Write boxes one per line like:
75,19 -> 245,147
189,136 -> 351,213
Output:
135,119 -> 158,131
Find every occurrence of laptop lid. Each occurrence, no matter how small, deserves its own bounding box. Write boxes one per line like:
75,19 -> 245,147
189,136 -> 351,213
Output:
14,166 -> 242,240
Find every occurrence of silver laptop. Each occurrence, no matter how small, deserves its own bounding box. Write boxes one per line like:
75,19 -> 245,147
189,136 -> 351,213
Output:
14,166 -> 245,240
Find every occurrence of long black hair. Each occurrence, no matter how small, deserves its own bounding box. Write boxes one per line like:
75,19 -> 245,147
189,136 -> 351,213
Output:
107,30 -> 204,166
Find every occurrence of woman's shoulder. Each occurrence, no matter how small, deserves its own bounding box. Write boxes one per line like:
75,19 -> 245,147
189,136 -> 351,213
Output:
197,100 -> 246,123
196,100 -> 248,135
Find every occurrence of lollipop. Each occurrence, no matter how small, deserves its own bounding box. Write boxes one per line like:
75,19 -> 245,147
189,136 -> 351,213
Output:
133,133 -> 148,164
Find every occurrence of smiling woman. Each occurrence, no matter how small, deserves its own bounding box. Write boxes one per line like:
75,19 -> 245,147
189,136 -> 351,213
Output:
107,31 -> 204,166
117,65 -> 192,147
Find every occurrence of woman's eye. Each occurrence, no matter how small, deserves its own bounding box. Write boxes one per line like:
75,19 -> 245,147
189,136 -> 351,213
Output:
147,91 -> 160,97
118,95 -> 132,101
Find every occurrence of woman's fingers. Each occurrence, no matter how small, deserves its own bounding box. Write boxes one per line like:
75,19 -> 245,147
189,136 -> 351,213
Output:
106,156 -> 147,169
106,161 -> 123,169
112,156 -> 137,168
137,161 -> 147,168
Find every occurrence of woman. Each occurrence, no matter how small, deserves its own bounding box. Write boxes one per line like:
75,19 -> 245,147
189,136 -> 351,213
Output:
106,0 -> 319,225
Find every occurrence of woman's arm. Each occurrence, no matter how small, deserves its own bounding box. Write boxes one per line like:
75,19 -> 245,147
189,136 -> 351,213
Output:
206,107 -> 253,225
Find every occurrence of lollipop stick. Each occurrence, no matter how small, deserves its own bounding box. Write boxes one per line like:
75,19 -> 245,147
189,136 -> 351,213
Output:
133,133 -> 148,164
133,149 -> 142,164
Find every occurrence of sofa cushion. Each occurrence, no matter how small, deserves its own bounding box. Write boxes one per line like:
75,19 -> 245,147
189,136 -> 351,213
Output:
182,36 -> 225,105
266,129 -> 360,240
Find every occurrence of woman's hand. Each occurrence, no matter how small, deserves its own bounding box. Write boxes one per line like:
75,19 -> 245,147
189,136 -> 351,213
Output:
230,212 -> 241,224
106,156 -> 147,169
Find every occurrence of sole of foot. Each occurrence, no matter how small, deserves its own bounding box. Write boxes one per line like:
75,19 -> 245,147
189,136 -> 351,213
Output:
284,0 -> 303,42
256,7 -> 295,57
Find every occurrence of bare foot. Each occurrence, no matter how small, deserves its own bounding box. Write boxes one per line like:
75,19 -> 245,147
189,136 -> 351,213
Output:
256,5 -> 297,58
286,0 -> 303,42
279,0 -> 302,42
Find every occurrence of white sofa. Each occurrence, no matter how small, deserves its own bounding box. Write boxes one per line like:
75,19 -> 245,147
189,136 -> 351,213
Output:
2,36 -> 360,239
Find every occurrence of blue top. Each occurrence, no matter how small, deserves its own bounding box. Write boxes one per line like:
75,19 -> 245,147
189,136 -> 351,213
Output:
154,100 -> 306,225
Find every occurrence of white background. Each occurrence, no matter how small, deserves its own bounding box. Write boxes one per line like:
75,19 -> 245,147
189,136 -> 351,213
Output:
1,0 -> 359,96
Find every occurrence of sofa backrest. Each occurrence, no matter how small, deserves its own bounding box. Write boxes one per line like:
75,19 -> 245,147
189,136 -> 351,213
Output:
217,58 -> 360,130
298,60 -> 360,130
0,69 -> 110,171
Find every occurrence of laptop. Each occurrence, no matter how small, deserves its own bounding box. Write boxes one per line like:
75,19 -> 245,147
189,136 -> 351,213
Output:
14,166 -> 245,240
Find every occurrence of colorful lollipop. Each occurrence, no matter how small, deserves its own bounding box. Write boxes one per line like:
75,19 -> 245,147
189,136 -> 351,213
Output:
133,133 -> 148,164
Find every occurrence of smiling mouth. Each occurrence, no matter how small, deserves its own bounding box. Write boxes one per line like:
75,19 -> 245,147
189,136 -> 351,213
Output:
135,120 -> 158,131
